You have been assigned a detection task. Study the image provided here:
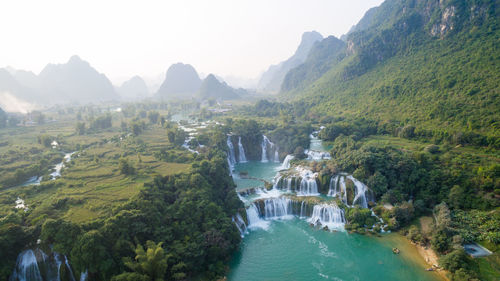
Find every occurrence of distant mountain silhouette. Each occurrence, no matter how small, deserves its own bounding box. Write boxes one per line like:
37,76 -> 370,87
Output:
38,55 -> 118,104
199,74 -> 245,100
0,68 -> 38,103
156,63 -> 201,99
117,75 -> 149,101
257,31 -> 323,93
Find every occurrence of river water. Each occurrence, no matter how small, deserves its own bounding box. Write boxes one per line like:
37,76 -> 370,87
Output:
227,135 -> 442,281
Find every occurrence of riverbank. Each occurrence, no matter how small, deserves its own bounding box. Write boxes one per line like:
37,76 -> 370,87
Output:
414,242 -> 450,281
376,233 -> 448,281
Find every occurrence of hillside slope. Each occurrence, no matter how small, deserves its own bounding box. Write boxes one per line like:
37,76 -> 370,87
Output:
258,31 -> 323,93
284,0 -> 499,141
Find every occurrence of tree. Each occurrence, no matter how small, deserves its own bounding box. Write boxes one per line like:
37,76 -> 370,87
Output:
119,158 -> 135,175
90,114 -> 113,130
0,107 -> 6,128
448,185 -> 467,209
130,120 -> 146,136
41,219 -> 81,255
367,172 -> 388,197
147,111 -> 160,124
75,122 -> 86,135
439,249 -> 473,273
434,202 -> 452,228
407,225 -> 423,243
431,227 -> 452,254
33,111 -> 45,125
37,134 -> 53,148
71,230 -> 114,280
119,241 -> 170,281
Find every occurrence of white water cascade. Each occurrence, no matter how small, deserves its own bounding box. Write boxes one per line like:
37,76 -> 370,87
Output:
79,271 -> 88,281
297,168 -> 319,196
10,250 -> 43,281
262,197 -> 293,219
261,135 -> 279,162
10,249 -> 80,281
327,175 -> 371,208
339,176 -> 347,205
261,135 -> 269,162
281,155 -> 294,170
298,177 -> 319,196
347,175 -> 369,208
327,175 -> 339,197
246,204 -> 270,230
50,152 -> 76,180
232,213 -> 248,237
237,137 -> 247,163
305,149 -> 331,160
227,136 -> 236,167
308,204 -> 345,230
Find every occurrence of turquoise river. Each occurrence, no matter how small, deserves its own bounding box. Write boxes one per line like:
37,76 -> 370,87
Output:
227,136 -> 443,281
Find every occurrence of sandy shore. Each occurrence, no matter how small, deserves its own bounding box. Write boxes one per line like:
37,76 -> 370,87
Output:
375,233 -> 447,280
414,243 -> 450,280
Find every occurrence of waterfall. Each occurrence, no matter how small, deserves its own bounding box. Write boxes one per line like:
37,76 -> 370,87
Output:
227,136 -> 236,166
237,137 -> 247,163
246,204 -> 270,230
80,271 -> 88,281
305,150 -> 331,160
297,174 -> 319,196
261,135 -> 279,163
11,249 -> 79,281
232,213 -> 248,237
10,250 -> 43,281
272,176 -> 282,190
50,152 -> 76,180
286,177 -> 294,192
64,255 -> 77,281
299,201 -> 307,218
308,204 -> 345,231
273,176 -> 298,192
327,175 -> 339,197
347,175 -> 369,208
263,198 -> 293,219
281,155 -> 294,170
55,253 -> 63,281
261,135 -> 269,162
339,176 -> 348,205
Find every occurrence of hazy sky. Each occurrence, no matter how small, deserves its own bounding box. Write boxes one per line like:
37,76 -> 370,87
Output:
0,0 -> 383,84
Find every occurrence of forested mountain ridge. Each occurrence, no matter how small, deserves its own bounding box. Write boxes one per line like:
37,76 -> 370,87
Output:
258,31 -> 323,93
282,0 -> 499,142
281,35 -> 346,92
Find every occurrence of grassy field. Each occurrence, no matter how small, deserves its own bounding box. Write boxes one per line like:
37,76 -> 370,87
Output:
0,111 -> 192,224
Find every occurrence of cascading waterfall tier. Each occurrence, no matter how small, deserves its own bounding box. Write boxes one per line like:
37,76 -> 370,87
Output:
237,137 -> 247,163
272,166 -> 319,196
305,149 -> 331,160
10,249 -> 82,281
280,155 -> 294,170
308,203 -> 345,230
227,135 -> 237,168
327,174 -> 373,208
249,197 -> 311,220
246,197 -> 344,231
232,213 -> 248,237
261,135 -> 279,162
